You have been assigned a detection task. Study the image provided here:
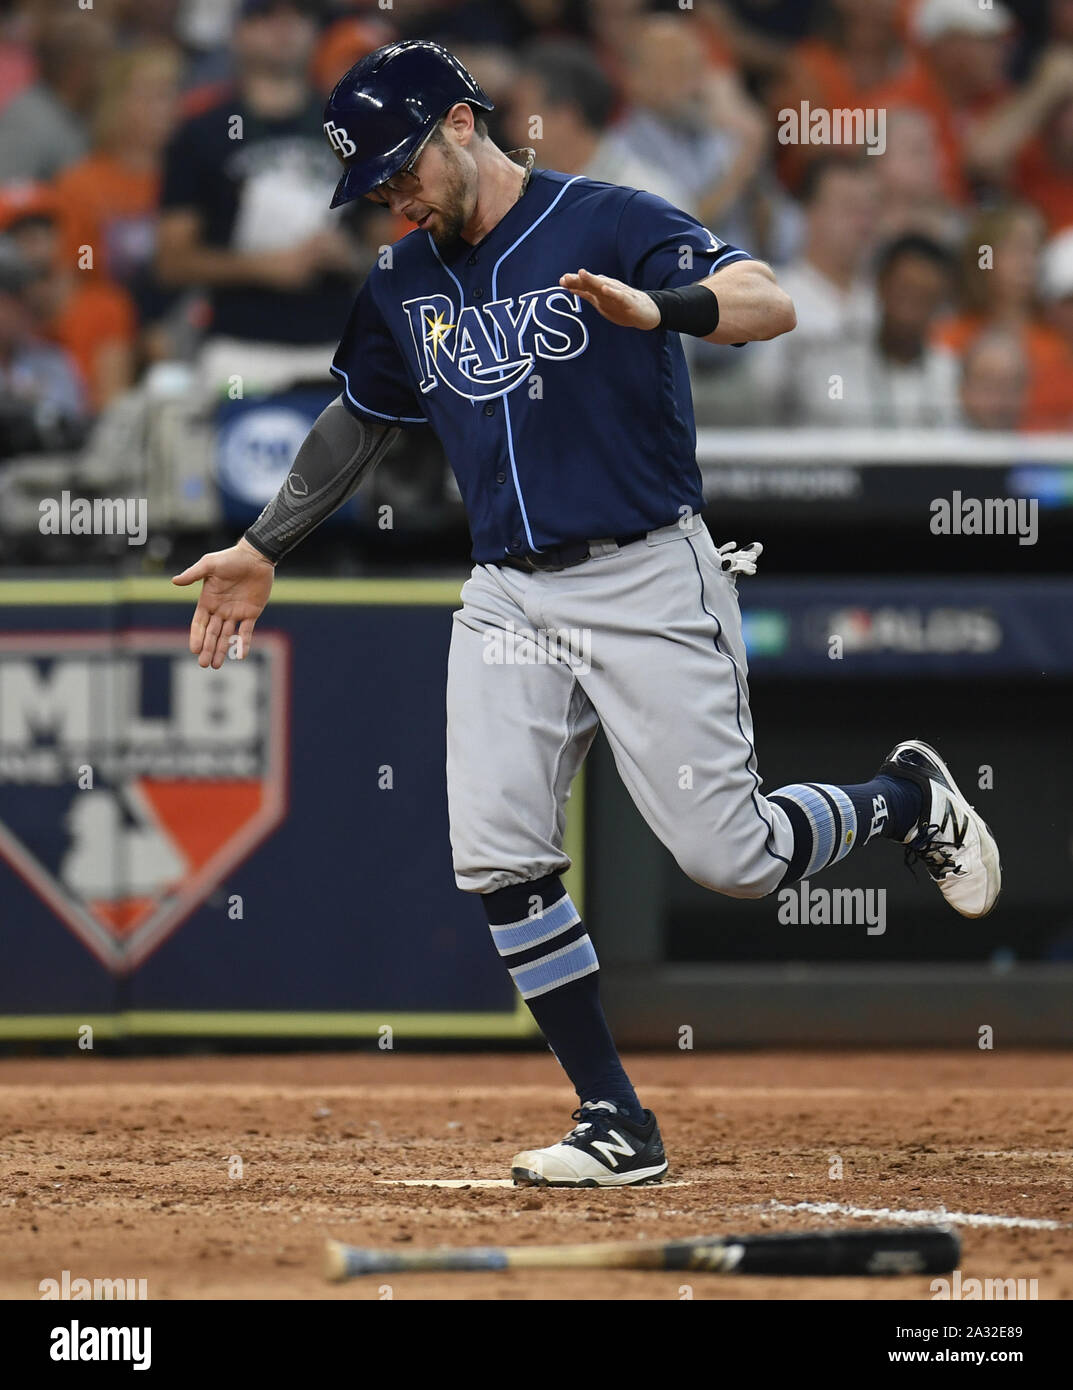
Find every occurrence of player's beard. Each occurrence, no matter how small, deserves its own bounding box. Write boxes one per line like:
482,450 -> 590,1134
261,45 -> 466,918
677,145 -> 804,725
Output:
424,144 -> 474,249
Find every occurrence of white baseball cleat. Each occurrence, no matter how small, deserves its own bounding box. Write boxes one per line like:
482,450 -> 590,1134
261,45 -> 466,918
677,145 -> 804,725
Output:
878,739 -> 1001,919
511,1100 -> 668,1188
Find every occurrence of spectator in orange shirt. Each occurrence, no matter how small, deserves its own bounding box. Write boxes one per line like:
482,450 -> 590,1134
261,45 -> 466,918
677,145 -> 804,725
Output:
0,189 -> 135,411
934,204 -> 1072,430
1013,91 -> 1073,235
770,0 -> 925,192
967,43 -> 1073,233
899,0 -> 1016,203
694,0 -> 823,84
51,45 -> 180,295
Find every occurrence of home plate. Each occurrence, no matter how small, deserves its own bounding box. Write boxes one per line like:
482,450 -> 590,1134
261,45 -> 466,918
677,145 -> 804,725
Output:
375,1178 -> 692,1189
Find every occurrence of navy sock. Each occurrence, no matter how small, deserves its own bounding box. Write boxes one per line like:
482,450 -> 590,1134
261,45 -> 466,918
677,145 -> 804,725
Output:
770,774 -> 924,885
839,774 -> 923,843
481,873 -> 643,1122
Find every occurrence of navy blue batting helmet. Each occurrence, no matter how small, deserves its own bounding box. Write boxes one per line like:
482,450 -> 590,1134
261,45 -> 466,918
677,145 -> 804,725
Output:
323,40 -> 494,208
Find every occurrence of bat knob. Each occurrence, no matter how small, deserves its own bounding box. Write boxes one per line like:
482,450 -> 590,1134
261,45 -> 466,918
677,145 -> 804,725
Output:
324,1239 -> 350,1282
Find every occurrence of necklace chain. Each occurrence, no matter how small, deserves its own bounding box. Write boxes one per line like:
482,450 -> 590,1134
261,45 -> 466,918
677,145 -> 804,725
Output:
506,147 -> 536,202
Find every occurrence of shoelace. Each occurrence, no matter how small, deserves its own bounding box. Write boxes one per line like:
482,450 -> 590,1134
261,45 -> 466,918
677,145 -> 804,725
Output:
562,1102 -> 618,1145
718,540 -> 763,576
905,822 -> 965,883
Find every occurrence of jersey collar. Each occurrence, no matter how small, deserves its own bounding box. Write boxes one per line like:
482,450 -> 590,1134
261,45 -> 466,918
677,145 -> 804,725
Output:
434,155 -> 547,265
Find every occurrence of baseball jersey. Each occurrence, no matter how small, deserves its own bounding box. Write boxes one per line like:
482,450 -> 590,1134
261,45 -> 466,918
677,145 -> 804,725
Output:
330,170 -> 752,564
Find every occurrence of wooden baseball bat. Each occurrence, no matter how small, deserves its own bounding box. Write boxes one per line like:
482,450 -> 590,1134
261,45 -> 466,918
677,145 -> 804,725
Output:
325,1224 -> 959,1280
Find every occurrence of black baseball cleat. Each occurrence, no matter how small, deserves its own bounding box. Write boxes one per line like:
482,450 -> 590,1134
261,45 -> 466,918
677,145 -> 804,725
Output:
878,739 -> 1001,919
511,1100 -> 668,1187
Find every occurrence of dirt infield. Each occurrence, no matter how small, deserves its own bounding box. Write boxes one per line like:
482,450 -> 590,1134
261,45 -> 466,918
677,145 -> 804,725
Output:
0,1050 -> 1069,1301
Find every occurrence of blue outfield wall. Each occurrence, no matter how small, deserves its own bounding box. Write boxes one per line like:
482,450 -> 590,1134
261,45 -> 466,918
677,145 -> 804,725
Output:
0,575 -> 1067,1040
0,579 -> 541,1038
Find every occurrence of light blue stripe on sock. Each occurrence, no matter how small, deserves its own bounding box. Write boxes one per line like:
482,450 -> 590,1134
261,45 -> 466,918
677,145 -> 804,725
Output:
489,894 -> 580,956
811,784 -> 857,864
771,783 -> 835,877
509,935 -> 599,1000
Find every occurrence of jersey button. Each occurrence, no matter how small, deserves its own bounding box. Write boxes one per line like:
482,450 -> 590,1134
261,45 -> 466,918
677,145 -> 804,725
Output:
483,403 -> 495,416
467,254 -> 478,266
473,288 -> 484,300
495,471 -> 506,484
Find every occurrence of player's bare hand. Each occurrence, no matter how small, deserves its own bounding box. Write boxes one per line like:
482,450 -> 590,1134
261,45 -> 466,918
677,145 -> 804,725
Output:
559,269 -> 660,330
171,537 -> 275,670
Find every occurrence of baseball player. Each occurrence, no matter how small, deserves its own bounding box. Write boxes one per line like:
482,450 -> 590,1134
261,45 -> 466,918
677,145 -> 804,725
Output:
174,41 -> 1001,1188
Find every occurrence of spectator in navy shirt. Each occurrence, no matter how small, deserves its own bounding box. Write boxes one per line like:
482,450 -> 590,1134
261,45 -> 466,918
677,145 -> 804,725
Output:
155,0 -> 360,392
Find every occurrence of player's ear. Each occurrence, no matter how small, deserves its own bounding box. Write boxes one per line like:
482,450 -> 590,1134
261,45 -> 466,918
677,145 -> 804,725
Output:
443,101 -> 476,147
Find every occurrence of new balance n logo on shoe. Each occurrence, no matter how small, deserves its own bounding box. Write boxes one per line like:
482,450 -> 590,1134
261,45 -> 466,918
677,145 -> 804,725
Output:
511,1102 -> 669,1187
877,738 -> 1001,919
591,1130 -> 635,1169
939,799 -> 969,849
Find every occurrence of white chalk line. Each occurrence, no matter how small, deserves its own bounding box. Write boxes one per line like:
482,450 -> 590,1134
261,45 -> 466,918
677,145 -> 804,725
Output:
976,1150 -> 1072,1161
371,1189 -> 1066,1229
737,1200 -> 1071,1232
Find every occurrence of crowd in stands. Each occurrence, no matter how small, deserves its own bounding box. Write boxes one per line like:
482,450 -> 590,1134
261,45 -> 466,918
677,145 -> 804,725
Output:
1,0 -> 1072,457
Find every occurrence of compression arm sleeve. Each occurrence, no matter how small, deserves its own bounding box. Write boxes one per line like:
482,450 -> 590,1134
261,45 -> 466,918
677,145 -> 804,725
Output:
243,397 -> 398,563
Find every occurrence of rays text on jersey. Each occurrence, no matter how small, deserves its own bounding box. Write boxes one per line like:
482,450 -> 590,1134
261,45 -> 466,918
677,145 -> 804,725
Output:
402,287 -> 589,401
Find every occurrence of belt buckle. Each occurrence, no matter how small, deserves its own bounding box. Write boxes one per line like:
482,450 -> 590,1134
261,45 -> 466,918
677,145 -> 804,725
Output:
529,552 -> 565,572
510,539 -> 592,572
524,546 -> 568,572
551,540 -> 592,570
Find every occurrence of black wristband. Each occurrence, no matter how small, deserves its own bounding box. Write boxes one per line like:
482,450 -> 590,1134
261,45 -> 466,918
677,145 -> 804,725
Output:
647,283 -> 720,336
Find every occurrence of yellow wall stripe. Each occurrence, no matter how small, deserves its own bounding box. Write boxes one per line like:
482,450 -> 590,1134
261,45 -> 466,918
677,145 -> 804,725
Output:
0,1004 -> 537,1040
0,578 -> 468,606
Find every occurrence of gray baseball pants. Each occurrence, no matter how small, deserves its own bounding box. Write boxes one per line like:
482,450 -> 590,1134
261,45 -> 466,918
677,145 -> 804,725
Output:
446,515 -> 796,896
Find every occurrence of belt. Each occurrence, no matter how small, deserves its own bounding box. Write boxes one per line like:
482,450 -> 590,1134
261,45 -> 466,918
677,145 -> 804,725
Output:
496,531 -> 649,574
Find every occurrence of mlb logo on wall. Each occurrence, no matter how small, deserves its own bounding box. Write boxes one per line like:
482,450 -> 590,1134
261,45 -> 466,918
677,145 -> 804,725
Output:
0,631 -> 289,972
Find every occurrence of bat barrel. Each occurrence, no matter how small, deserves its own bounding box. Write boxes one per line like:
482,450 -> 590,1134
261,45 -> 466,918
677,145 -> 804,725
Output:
680,1225 -> 961,1277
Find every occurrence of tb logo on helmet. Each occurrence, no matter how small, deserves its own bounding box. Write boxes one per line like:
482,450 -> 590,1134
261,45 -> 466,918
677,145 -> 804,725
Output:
324,120 -> 357,161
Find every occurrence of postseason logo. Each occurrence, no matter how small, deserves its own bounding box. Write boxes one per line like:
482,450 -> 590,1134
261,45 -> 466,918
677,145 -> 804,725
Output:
0,631 -> 288,972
